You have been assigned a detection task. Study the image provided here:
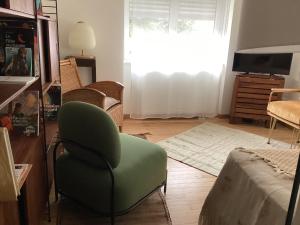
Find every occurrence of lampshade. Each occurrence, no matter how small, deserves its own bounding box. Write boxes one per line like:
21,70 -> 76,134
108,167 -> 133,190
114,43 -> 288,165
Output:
68,21 -> 96,55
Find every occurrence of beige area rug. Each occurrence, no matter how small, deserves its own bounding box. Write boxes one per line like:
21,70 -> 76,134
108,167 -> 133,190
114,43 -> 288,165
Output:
158,122 -> 290,176
42,191 -> 172,225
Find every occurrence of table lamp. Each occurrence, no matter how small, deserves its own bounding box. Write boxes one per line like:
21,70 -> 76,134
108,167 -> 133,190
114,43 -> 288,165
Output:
68,21 -> 96,57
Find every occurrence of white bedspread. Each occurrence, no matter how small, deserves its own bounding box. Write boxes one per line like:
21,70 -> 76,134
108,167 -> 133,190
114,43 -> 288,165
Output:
199,150 -> 294,225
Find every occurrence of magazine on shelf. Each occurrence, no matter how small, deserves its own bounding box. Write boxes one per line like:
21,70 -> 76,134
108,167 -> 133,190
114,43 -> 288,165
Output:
43,85 -> 61,120
4,47 -> 32,76
0,127 -> 19,201
11,91 -> 39,136
0,20 -> 36,77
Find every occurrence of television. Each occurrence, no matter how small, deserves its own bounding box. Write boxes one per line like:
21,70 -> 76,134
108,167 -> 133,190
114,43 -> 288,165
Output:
232,53 -> 293,75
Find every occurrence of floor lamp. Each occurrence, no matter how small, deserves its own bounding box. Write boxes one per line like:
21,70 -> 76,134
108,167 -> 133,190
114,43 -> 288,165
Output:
286,153 -> 300,225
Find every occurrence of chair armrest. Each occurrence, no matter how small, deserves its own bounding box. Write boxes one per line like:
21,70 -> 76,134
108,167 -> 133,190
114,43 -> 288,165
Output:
86,81 -> 124,103
63,88 -> 106,108
271,88 -> 300,93
268,88 -> 300,102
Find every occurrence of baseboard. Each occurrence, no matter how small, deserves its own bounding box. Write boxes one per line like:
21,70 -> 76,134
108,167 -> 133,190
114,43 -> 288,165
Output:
125,114 -> 230,120
216,114 -> 230,119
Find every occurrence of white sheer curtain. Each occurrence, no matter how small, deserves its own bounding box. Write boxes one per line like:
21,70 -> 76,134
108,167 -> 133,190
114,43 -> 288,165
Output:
127,0 -> 232,119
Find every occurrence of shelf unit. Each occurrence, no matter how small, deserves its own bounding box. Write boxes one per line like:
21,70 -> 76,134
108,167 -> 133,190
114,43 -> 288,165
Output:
0,1 -> 60,225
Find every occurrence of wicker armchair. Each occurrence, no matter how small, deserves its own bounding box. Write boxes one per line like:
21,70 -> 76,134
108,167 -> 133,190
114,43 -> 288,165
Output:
60,58 -> 124,131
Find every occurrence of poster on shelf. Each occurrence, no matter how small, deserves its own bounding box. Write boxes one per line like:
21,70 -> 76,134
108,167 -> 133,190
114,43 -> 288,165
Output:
43,85 -> 61,120
11,91 -> 39,136
4,47 -> 32,76
0,20 -> 36,77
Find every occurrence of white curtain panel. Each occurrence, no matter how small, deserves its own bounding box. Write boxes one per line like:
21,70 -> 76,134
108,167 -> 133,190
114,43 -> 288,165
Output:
128,0 -> 232,119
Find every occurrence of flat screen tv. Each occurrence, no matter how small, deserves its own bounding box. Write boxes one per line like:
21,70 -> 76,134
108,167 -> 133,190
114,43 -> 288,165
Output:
232,53 -> 293,75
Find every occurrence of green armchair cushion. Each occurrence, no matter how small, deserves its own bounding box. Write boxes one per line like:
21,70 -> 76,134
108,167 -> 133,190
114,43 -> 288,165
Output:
58,102 -> 121,169
56,133 -> 167,213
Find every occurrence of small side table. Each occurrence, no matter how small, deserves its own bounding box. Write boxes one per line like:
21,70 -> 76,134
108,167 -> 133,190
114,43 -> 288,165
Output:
65,55 -> 96,83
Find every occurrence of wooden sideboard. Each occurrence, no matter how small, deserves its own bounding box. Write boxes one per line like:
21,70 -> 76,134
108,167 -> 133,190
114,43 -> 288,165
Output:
230,74 -> 285,124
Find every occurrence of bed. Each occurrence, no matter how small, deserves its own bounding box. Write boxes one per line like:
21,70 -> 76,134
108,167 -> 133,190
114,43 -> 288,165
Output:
199,149 -> 298,225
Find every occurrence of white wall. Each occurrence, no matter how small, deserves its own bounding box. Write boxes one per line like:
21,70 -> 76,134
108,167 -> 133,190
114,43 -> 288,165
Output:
58,0 -> 300,116
218,0 -> 243,114
238,0 -> 300,49
57,0 -> 124,84
218,0 -> 300,114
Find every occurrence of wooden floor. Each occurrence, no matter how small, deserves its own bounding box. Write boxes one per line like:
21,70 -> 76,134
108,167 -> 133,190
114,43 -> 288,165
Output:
123,118 -> 293,225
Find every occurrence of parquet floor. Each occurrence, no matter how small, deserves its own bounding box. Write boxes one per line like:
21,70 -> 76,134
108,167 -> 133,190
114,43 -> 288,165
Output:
123,118 -> 293,225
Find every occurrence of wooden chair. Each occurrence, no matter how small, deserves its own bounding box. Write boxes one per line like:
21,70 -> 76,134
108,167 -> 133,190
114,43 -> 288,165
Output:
267,88 -> 300,147
60,58 -> 124,131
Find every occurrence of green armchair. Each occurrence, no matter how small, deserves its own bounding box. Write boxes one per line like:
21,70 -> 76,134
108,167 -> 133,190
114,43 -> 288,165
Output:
53,102 -> 167,225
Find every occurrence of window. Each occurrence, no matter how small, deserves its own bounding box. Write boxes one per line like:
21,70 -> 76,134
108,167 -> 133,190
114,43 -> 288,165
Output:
126,0 -> 233,118
127,0 -> 229,75
129,0 -> 217,33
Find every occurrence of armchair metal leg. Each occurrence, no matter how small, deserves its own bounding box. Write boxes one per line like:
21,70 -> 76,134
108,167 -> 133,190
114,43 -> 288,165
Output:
297,130 -> 300,144
267,117 -> 277,144
285,153 -> 300,225
56,197 -> 63,225
291,128 -> 299,149
55,188 -> 58,202
47,198 -> 51,222
53,141 -> 62,203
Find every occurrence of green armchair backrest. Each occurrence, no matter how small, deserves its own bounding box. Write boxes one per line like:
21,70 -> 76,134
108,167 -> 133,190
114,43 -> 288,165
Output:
58,101 -> 121,168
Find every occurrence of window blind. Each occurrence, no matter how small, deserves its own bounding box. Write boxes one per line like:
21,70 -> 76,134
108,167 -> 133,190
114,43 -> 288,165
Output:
129,0 -> 217,21
178,0 -> 217,20
129,0 -> 171,19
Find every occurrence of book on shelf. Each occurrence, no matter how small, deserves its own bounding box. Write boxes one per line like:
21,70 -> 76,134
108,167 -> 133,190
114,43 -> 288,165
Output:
43,84 -> 61,120
0,91 -> 40,136
0,20 -> 37,77
36,0 -> 43,15
0,127 -> 19,201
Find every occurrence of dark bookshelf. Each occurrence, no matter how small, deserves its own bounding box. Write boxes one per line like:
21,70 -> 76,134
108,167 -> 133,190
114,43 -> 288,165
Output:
0,0 -> 60,225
